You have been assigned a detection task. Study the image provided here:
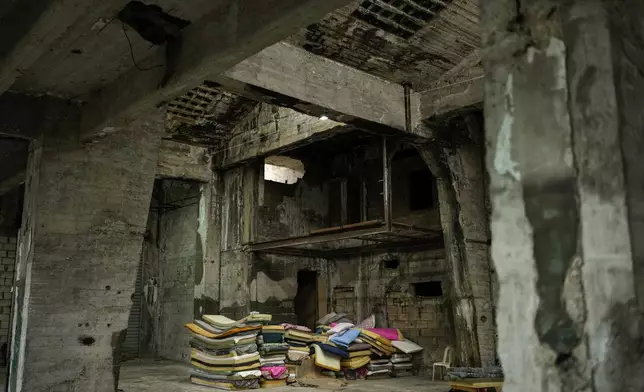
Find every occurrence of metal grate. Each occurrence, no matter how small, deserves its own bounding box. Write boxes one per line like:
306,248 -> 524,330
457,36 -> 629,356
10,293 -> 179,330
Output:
167,83 -> 224,126
351,0 -> 452,39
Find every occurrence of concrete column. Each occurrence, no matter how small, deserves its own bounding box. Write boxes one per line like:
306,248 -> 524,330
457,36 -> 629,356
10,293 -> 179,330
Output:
417,123 -> 496,367
218,166 -> 257,319
194,172 -> 223,318
9,112 -> 164,392
482,0 -> 644,390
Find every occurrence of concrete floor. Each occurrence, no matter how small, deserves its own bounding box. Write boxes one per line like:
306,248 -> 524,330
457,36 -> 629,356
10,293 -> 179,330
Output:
118,361 -> 449,392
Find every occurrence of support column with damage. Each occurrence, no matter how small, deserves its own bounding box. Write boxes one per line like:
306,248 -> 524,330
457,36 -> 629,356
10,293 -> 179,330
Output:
482,0 -> 644,390
416,113 -> 496,367
9,109 -> 165,392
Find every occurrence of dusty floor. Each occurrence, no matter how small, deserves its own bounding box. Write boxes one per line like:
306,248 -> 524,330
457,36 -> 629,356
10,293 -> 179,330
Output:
118,361 -> 449,392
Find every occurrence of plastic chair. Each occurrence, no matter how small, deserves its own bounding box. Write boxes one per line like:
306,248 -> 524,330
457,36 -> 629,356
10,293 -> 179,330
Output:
432,346 -> 453,381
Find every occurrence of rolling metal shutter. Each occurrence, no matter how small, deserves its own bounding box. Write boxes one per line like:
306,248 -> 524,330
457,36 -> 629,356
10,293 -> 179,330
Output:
122,261 -> 143,359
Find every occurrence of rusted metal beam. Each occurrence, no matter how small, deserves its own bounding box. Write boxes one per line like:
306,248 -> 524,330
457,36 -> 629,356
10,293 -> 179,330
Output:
248,223 -> 388,251
327,236 -> 444,258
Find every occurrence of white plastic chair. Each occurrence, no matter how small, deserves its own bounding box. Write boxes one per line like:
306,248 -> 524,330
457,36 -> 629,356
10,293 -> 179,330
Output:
432,346 -> 453,381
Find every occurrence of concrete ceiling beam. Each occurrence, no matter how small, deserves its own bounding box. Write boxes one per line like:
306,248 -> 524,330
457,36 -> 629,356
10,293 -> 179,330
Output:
420,51 -> 484,120
0,0 -> 108,95
215,42 -> 426,136
80,0 -> 356,140
420,73 -> 483,119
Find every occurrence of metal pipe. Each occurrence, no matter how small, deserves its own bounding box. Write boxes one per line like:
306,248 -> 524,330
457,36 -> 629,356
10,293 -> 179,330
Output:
382,137 -> 392,232
403,83 -> 412,133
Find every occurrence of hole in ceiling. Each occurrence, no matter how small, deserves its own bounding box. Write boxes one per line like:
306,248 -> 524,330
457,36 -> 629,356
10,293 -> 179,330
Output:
351,0 -> 452,39
264,156 -> 305,185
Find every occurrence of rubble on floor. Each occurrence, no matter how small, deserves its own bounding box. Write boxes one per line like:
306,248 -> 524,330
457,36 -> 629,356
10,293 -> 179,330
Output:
184,311 -> 425,389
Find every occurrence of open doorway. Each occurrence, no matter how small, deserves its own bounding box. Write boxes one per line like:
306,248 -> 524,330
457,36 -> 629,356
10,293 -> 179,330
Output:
294,270 -> 318,330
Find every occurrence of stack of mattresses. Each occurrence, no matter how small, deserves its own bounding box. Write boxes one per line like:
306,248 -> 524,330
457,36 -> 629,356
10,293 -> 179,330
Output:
366,358 -> 392,379
358,329 -> 396,357
390,353 -> 413,377
284,328 -> 314,361
185,314 -> 270,390
257,325 -> 288,388
281,324 -> 312,365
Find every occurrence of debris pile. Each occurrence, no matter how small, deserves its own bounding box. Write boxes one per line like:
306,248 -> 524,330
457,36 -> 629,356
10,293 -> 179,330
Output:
184,311 -> 424,389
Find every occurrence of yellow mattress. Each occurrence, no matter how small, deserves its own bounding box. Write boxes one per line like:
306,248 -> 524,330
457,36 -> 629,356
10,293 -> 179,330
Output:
312,344 -> 341,372
341,356 -> 370,369
347,350 -> 372,358
261,325 -> 285,332
185,323 -> 260,339
359,329 -> 392,346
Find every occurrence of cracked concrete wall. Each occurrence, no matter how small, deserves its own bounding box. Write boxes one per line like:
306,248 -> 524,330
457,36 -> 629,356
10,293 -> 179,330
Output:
255,178 -> 329,242
351,250 -> 455,372
482,0 -> 644,390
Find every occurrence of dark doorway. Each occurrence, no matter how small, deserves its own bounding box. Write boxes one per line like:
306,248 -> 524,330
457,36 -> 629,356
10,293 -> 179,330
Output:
294,270 -> 318,330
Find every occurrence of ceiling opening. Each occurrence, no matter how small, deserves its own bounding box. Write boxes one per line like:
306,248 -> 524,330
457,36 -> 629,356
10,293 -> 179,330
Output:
264,156 -> 305,185
351,0 -> 452,39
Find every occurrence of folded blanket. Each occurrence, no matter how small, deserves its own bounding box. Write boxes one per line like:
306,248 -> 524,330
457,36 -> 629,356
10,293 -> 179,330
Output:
328,322 -> 354,335
191,376 -> 260,390
312,344 -> 341,372
340,356 -> 370,370
260,366 -> 288,380
281,323 -> 311,332
367,328 -> 403,341
329,328 -> 360,349
370,359 -> 391,366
